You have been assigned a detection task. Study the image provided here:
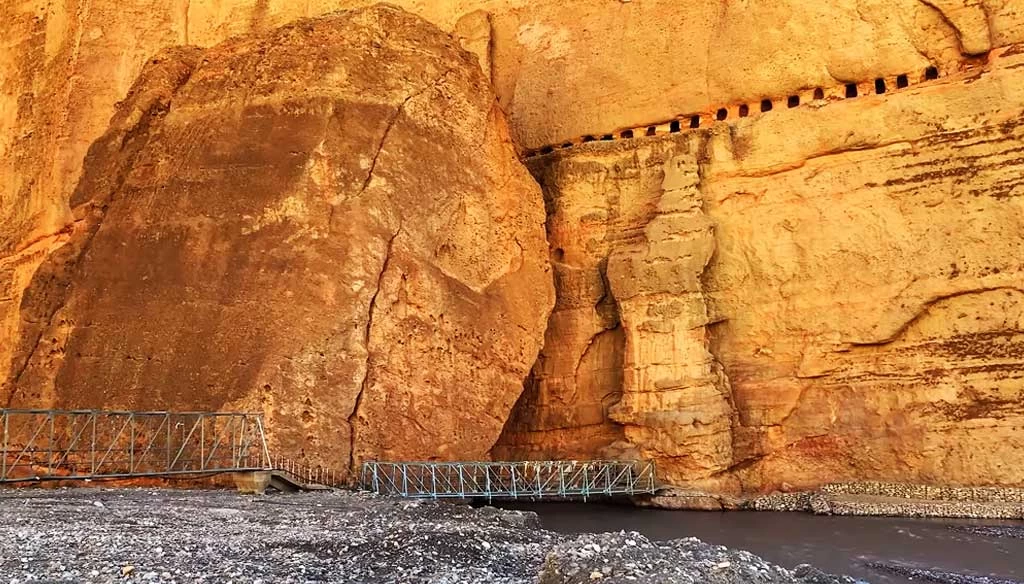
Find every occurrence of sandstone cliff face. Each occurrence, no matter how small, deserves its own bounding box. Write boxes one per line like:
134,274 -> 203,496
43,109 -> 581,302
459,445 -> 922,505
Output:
2,0 -> 1024,495
2,5 -> 554,474
496,44 -> 1024,492
5,0 -> 1024,289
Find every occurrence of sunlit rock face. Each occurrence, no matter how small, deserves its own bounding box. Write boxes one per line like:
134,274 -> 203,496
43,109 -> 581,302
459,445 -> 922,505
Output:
496,45 -> 1024,493
2,5 -> 554,477
2,0 -> 1023,495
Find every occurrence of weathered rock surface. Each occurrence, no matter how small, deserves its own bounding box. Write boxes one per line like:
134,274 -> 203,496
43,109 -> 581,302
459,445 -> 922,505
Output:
3,0 -> 1024,499
747,482 -> 1024,519
496,44 -> 1024,493
1,5 -> 554,475
4,2 -> 1024,358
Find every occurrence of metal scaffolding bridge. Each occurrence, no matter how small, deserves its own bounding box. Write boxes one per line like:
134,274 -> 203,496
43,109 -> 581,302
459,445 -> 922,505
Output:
0,409 -> 271,482
359,460 -> 657,500
1,409 -> 657,500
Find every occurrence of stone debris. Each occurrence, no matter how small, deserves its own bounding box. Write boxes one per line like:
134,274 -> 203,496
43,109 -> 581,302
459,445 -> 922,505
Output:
947,525 -> 1024,540
0,488 -> 859,584
746,483 -> 1024,519
866,562 -> 1024,584
536,532 -> 864,584
819,483 -> 1024,504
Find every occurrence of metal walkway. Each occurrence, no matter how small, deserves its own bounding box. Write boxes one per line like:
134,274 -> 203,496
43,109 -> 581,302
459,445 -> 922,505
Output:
359,460 -> 657,500
0,409 -> 270,482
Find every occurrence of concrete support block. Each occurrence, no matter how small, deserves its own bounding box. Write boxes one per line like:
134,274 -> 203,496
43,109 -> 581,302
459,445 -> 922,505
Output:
233,471 -> 271,494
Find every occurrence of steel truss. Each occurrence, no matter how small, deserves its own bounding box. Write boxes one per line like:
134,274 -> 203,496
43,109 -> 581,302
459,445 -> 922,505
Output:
359,460 -> 657,500
0,409 -> 270,482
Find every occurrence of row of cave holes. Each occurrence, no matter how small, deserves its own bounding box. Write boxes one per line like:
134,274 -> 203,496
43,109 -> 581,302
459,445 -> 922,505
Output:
534,66 -> 939,155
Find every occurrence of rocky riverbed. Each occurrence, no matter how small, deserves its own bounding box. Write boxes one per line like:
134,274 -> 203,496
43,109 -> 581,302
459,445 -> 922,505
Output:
0,488 -> 863,583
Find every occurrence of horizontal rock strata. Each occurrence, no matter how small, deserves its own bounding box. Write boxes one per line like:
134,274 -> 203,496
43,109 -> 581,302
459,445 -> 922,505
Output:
497,43 -> 1024,494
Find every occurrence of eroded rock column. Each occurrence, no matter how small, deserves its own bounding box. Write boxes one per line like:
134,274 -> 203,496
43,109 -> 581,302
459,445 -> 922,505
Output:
605,155 -> 734,481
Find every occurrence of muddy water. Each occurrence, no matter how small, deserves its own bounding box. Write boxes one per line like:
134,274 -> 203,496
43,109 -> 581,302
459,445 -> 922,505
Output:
501,502 -> 1024,583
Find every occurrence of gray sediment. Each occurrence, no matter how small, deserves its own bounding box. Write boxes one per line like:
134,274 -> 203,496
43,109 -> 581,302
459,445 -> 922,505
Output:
0,487 -> 862,584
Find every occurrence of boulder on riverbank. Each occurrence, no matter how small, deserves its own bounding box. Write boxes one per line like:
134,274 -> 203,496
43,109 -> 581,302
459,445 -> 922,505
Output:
2,4 -> 554,476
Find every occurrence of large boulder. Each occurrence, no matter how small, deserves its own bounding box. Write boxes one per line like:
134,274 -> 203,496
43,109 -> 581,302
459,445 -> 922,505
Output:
2,5 -> 554,475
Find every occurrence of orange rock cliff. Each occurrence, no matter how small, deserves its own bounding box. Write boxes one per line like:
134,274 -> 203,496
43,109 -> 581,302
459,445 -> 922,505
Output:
1,0 -> 1022,494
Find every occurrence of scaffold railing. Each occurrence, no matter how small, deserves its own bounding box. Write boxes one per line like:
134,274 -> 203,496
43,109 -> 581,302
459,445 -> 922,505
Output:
359,460 -> 657,500
270,455 -> 344,488
0,409 -> 271,482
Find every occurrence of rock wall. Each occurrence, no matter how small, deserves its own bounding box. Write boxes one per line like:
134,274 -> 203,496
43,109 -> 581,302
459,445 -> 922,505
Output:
2,5 -> 554,474
496,44 -> 1024,492
5,1 -> 1024,268
4,1 -> 1024,383
2,0 -> 1023,493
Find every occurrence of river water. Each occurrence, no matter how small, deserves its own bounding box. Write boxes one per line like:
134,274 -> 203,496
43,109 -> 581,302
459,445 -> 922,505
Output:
501,502 -> 1024,583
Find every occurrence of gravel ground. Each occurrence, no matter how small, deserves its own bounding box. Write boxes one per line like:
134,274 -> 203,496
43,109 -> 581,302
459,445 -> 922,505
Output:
0,488 -> 863,584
